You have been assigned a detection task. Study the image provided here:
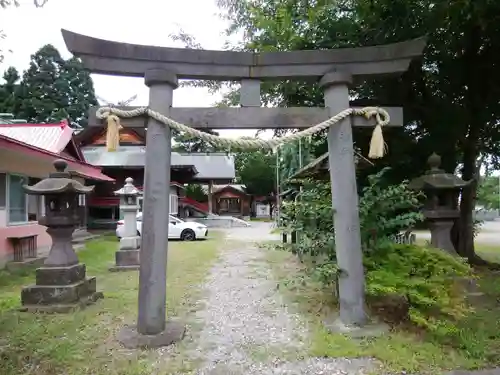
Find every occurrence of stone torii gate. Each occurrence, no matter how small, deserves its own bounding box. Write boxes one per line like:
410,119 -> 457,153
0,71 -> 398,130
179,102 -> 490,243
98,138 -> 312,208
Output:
62,29 -> 425,346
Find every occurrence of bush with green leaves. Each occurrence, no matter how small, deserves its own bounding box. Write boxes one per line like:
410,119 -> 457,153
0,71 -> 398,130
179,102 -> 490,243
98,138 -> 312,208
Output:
278,167 -> 473,334
281,167 -> 425,254
280,182 -> 335,260
359,167 -> 425,246
364,242 -> 471,333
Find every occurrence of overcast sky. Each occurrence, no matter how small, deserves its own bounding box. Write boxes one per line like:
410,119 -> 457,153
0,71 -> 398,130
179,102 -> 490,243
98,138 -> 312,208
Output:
1,0 -> 269,139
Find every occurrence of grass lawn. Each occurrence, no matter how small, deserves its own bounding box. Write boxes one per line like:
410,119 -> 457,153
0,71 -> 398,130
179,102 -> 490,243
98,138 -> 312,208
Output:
0,233 -> 222,375
264,242 -> 500,375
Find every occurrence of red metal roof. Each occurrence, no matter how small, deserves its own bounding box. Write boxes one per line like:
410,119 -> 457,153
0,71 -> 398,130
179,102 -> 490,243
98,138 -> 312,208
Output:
0,134 -> 114,182
0,120 -> 74,153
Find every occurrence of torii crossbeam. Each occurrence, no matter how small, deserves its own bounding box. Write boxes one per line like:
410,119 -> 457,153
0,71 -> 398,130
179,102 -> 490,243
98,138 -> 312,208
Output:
62,29 -> 425,345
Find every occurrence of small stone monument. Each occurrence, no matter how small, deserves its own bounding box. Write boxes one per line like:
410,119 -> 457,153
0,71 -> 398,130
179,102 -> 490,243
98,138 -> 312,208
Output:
110,177 -> 141,271
20,159 -> 103,312
408,153 -> 472,255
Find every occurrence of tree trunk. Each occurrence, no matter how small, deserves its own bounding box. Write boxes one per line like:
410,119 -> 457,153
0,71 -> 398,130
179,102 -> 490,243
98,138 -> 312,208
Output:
455,15 -> 496,265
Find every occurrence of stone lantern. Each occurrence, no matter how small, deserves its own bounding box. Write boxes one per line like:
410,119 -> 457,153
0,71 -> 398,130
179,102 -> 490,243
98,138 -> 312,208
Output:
109,177 -> 141,271
408,153 -> 472,255
20,159 -> 103,312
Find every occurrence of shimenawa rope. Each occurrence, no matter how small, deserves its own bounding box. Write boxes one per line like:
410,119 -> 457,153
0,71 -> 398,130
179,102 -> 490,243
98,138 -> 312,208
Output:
96,106 -> 389,159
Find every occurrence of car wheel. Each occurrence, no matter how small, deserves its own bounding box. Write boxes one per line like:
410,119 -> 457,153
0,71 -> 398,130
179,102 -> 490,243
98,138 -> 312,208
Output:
180,229 -> 196,241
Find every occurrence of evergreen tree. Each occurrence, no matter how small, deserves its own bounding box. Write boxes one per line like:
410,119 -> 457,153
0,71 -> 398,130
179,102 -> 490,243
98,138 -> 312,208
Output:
16,44 -> 97,126
172,129 -> 221,153
58,57 -> 98,127
17,45 -> 63,122
0,66 -> 20,114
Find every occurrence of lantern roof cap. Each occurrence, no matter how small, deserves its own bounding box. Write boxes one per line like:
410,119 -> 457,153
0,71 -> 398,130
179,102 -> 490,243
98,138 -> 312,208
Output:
114,177 -> 141,196
408,153 -> 472,190
23,159 -> 95,195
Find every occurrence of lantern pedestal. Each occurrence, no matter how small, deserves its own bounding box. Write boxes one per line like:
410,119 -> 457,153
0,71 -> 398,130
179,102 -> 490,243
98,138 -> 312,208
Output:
19,159 -> 102,313
428,219 -> 457,255
20,263 -> 103,313
109,248 -> 140,272
110,178 -> 142,272
119,235 -> 140,250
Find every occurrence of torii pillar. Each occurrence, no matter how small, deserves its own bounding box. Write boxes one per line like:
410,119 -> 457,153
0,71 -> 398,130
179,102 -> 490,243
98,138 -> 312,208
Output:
321,72 -> 367,330
117,69 -> 186,348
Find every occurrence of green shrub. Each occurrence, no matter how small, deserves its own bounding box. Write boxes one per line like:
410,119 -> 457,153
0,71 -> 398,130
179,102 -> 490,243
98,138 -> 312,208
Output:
280,181 -> 335,260
359,167 -> 424,246
277,167 -> 473,335
281,167 -> 425,257
364,242 -> 472,334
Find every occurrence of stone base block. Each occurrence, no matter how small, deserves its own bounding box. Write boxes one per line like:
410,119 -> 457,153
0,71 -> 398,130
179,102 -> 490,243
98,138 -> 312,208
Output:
20,291 -> 103,313
21,276 -> 99,307
114,249 -> 140,267
117,321 -> 186,349
36,263 -> 86,285
324,318 -> 389,339
109,265 -> 140,272
120,236 -> 140,250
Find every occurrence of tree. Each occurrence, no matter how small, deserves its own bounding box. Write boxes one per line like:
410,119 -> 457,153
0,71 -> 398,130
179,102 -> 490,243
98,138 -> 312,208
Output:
235,149 -> 277,216
0,66 -> 20,114
185,184 -> 208,203
172,129 -> 222,153
15,44 -> 97,126
352,0 -> 500,264
476,176 -> 500,211
215,0 -> 500,264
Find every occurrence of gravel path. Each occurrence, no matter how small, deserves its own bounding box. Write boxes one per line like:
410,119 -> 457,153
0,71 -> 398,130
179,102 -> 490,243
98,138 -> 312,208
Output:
187,223 -> 378,374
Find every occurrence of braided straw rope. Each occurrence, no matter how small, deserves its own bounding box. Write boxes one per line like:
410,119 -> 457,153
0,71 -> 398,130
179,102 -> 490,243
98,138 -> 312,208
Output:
96,106 -> 390,159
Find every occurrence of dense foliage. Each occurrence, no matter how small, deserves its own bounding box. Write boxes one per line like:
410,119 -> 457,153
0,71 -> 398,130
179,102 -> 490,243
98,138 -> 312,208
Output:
172,129 -> 221,153
213,0 -> 500,263
185,184 -> 208,203
234,149 -> 276,199
0,44 -> 97,127
279,169 -> 472,334
281,168 -> 424,258
277,139 -> 315,183
364,243 -> 471,334
476,175 -> 500,210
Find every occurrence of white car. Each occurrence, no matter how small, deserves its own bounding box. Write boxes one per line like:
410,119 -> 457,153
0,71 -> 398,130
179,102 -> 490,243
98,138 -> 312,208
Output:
116,213 -> 208,241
